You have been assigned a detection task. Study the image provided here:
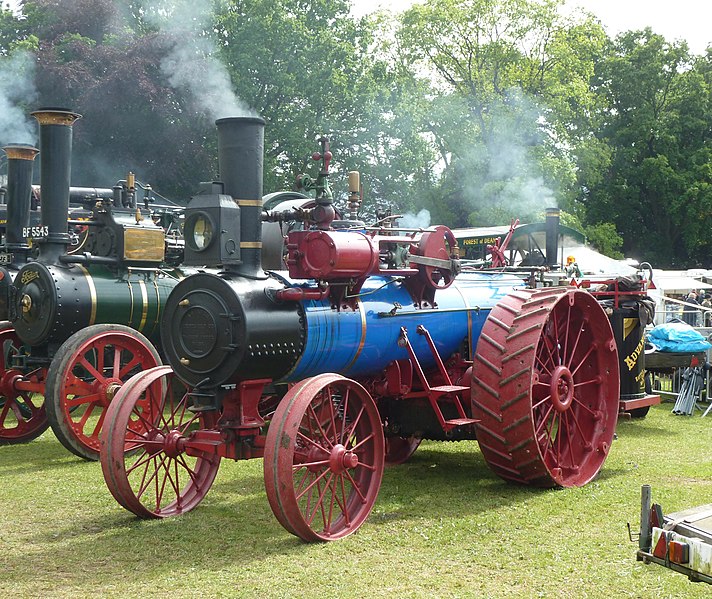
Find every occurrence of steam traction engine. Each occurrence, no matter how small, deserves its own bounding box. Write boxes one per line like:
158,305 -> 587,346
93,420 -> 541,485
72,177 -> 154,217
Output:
0,109 -> 182,458
99,116 -> 621,541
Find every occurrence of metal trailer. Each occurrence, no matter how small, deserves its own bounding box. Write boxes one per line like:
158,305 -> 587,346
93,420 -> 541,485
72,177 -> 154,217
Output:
635,484 -> 712,584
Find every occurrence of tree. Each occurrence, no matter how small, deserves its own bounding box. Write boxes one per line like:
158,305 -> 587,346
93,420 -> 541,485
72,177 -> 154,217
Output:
214,0 -> 428,217
585,28 -> 712,267
395,0 -> 607,228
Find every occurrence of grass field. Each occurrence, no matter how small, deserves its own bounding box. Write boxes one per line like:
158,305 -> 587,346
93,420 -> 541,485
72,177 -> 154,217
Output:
2,401 -> 712,598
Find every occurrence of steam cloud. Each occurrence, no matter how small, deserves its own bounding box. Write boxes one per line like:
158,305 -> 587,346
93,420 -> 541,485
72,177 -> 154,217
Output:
0,51 -> 38,147
399,208 -> 432,229
145,0 -> 255,120
463,88 -> 557,222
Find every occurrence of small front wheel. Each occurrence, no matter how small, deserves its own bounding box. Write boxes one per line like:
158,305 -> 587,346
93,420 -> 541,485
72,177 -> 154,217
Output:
264,373 -> 385,541
0,323 -> 48,444
100,366 -> 220,518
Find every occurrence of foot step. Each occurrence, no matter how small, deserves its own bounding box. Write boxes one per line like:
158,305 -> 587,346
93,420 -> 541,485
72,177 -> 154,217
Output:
431,385 -> 469,394
444,417 -> 480,427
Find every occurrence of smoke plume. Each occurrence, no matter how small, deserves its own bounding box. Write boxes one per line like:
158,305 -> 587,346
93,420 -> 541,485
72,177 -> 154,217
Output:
462,88 -> 557,224
399,208 -> 432,229
0,51 -> 38,146
144,0 -> 255,120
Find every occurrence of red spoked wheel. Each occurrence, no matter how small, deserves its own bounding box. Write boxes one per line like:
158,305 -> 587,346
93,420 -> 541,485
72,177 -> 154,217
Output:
413,225 -> 458,289
46,325 -> 162,461
264,373 -> 385,541
0,322 -> 48,444
472,288 -> 619,487
384,436 -> 421,466
100,366 -> 221,518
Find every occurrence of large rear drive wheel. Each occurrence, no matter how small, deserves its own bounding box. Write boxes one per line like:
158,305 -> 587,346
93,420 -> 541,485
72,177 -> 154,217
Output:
264,374 -> 385,541
0,322 -> 48,444
100,366 -> 220,518
472,288 -> 619,487
46,325 -> 162,461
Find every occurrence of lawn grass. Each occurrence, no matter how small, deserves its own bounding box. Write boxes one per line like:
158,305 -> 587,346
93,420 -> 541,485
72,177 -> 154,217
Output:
2,401 -> 712,598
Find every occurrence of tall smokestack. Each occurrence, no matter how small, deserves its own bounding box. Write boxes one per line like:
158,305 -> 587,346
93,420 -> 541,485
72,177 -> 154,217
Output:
216,116 -> 265,277
31,109 -> 82,262
545,207 -> 560,268
2,144 -> 39,259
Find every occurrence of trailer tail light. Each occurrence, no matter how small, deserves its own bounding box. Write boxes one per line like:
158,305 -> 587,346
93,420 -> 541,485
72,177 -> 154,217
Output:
668,540 -> 690,564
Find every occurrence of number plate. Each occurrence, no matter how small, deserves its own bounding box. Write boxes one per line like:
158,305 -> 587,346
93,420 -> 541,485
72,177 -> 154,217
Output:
0,253 -> 13,265
22,225 -> 49,239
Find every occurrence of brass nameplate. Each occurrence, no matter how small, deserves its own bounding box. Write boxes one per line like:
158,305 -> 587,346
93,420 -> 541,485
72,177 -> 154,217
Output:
123,227 -> 165,262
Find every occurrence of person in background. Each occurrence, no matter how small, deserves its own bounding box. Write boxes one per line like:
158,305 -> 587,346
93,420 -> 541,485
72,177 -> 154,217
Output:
701,292 -> 712,327
565,255 -> 583,279
682,290 -> 700,326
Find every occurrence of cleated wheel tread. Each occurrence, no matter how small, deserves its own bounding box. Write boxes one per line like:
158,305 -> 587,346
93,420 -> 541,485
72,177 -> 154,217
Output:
472,288 -> 619,488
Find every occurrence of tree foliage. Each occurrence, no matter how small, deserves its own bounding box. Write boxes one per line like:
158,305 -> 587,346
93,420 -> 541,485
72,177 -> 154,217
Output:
585,29 -> 712,267
396,0 -> 607,227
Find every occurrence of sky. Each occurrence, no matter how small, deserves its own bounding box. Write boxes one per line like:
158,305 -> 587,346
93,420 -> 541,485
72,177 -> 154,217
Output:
352,0 -> 712,55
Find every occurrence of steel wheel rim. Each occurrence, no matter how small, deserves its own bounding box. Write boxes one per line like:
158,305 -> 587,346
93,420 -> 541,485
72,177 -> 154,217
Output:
473,288 -> 619,487
0,326 -> 48,444
56,331 -> 161,458
384,436 -> 421,466
100,366 -> 220,518
264,373 -> 385,541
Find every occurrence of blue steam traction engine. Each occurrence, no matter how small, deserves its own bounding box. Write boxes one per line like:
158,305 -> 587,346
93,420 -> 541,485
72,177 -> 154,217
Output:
100,117 -> 621,541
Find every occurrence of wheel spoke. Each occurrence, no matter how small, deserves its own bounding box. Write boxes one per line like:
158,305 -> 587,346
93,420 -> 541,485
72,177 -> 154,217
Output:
531,393 -> 552,410
296,430 -> 330,453
113,346 -> 123,379
339,387 -> 350,443
305,471 -> 335,527
178,412 -> 200,436
307,400 -> 334,449
295,465 -> 332,502
534,403 -> 554,437
126,449 -> 157,476
343,468 -> 368,503
348,431 -> 375,453
65,392 -> 101,408
0,399 -> 10,422
564,319 -> 585,367
569,345 -> 594,378
75,401 -> 97,431
90,408 -> 107,437
573,377 -> 599,388
77,354 -> 103,383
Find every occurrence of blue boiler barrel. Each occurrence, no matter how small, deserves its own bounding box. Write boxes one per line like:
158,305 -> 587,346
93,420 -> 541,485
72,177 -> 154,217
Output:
159,270 -> 524,389
285,272 -> 524,381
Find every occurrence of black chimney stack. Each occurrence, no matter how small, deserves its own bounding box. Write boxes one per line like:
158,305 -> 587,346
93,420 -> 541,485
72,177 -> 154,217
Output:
2,144 -> 39,260
216,116 -> 265,277
31,109 -> 81,263
545,207 -> 560,268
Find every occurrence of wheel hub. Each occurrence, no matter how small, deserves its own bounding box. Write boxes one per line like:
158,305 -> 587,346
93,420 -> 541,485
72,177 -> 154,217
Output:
0,369 -> 23,396
550,365 -> 574,413
329,444 -> 358,474
97,378 -> 123,407
163,430 -> 185,458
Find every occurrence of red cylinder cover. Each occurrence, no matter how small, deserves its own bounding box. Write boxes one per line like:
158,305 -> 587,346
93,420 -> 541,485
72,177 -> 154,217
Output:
286,230 -> 379,279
